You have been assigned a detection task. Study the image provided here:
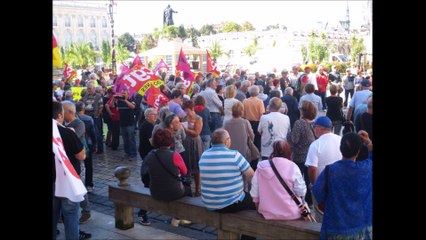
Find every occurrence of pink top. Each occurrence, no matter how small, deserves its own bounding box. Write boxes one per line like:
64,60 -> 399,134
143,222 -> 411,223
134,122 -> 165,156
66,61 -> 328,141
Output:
250,157 -> 306,220
173,152 -> 187,175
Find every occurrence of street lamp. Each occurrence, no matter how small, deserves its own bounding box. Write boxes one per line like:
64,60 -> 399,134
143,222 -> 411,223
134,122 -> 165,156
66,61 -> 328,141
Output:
108,0 -> 117,76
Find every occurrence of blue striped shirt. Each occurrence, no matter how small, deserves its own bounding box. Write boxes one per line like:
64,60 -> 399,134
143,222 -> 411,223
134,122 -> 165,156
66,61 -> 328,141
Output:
199,144 -> 250,210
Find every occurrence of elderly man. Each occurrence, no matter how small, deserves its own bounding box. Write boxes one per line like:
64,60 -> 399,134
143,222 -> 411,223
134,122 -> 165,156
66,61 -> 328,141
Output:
258,97 -> 291,160
199,78 -> 224,131
199,129 -> 255,212
82,82 -> 104,154
305,116 -> 342,222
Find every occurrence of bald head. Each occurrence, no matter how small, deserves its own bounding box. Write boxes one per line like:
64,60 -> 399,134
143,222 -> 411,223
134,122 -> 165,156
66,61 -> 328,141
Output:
211,129 -> 230,145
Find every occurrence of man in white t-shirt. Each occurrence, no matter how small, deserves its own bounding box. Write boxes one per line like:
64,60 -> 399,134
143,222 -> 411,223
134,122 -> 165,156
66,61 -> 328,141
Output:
258,97 -> 291,159
305,116 -> 342,222
305,116 -> 342,184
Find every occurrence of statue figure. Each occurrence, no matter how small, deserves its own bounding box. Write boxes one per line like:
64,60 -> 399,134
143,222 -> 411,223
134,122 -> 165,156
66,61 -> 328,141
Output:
163,4 -> 178,26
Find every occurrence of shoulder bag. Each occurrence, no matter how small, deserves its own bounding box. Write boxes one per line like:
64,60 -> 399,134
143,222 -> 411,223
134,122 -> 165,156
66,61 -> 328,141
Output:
269,159 -> 316,222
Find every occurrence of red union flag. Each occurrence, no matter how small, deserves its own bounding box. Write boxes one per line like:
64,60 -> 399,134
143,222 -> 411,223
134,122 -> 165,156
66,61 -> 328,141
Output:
145,85 -> 169,109
176,48 -> 194,81
121,63 -> 164,96
52,119 -> 87,202
207,50 -> 221,78
63,63 -> 77,83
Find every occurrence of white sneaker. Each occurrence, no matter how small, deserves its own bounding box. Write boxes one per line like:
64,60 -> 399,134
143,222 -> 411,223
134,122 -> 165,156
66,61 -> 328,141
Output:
179,219 -> 192,225
170,218 -> 180,227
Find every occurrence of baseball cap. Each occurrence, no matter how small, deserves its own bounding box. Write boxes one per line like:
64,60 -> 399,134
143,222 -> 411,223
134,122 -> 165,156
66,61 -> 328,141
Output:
311,116 -> 332,129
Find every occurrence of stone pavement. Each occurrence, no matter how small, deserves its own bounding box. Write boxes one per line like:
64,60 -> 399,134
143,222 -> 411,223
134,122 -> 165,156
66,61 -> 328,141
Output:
78,128 -> 216,240
57,211 -> 191,240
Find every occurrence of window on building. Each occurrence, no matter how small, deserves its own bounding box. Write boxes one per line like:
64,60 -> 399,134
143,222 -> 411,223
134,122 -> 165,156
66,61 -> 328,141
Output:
77,31 -> 85,43
102,18 -> 107,28
102,31 -> 109,43
64,16 -> 71,27
53,16 -> 57,27
78,16 -> 84,27
90,31 -> 97,48
64,30 -> 72,47
90,17 -> 96,28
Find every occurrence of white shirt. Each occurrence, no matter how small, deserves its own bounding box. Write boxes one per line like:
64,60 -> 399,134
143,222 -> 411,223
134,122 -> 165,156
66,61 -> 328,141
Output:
307,73 -> 318,90
258,112 -> 291,157
305,132 -> 342,175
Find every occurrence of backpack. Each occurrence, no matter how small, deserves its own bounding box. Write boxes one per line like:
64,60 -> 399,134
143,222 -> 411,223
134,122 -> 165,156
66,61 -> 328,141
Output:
295,73 -> 307,92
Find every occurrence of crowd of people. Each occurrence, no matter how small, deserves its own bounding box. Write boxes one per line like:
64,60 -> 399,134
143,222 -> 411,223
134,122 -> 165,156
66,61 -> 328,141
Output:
53,63 -> 372,239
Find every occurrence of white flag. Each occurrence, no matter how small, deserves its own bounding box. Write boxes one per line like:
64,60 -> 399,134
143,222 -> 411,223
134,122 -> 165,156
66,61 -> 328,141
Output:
52,119 -> 87,202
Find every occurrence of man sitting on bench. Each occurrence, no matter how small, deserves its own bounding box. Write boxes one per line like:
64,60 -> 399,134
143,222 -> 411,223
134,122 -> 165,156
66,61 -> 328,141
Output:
199,128 -> 256,240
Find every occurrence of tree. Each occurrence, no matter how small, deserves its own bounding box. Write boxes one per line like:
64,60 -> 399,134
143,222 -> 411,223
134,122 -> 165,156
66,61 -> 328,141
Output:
64,42 -> 98,69
306,31 -> 328,63
350,35 -> 364,62
199,24 -> 216,36
177,24 -> 188,41
301,46 -> 308,64
209,41 -> 228,59
186,26 -> 201,47
141,34 -> 158,51
243,36 -> 259,58
118,32 -> 135,52
241,21 -> 255,31
220,22 -> 242,33
101,40 -> 111,67
115,43 -> 130,63
160,25 -> 180,40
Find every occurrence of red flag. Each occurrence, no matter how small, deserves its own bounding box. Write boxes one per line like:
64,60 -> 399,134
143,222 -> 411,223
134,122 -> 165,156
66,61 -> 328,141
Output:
120,63 -> 164,96
53,34 -> 62,68
63,63 -> 77,83
53,119 -> 87,202
153,59 -> 169,74
206,50 -> 221,78
176,48 -> 194,81
131,55 -> 144,68
145,85 -> 169,109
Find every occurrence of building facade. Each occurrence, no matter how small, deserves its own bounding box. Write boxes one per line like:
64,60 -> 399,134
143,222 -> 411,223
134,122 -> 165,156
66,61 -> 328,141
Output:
53,1 -> 111,49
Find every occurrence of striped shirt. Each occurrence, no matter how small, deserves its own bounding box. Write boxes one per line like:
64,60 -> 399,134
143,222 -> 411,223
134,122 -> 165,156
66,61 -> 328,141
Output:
199,144 -> 250,210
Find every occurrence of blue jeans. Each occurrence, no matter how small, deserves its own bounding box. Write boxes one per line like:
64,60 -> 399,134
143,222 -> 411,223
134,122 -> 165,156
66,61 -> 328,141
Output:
209,112 -> 222,132
120,125 -> 137,157
53,184 -> 80,240
93,117 -> 104,152
201,135 -> 211,150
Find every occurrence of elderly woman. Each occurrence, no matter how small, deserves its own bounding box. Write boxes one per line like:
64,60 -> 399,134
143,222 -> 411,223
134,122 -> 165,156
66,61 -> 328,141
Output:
181,100 -> 204,197
223,85 -> 240,125
223,102 -> 255,164
142,128 -> 191,227
286,100 -> 317,206
243,85 -> 265,164
250,140 -> 306,220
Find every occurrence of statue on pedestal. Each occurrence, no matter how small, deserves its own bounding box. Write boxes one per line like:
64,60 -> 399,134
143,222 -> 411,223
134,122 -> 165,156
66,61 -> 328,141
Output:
163,4 -> 178,27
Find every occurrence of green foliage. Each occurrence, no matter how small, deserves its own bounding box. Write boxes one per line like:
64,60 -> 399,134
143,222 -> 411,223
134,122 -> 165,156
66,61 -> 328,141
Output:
186,26 -> 200,47
322,61 -> 350,73
115,43 -> 130,63
301,63 -> 318,73
305,31 -> 329,63
118,33 -> 136,52
350,35 -> 364,62
177,24 -> 187,41
209,41 -> 228,59
301,46 -> 308,64
101,40 -> 111,67
199,24 -> 217,36
243,36 -> 259,57
221,22 -> 242,33
141,34 -> 157,51
241,21 -> 255,31
64,42 -> 98,69
161,25 -> 180,40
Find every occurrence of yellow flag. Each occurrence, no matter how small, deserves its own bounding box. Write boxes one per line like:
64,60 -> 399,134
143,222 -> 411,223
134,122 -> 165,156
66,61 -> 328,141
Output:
53,34 -> 62,68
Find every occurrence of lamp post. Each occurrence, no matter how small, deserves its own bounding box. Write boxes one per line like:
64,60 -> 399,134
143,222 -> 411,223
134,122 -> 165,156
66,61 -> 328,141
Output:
108,0 -> 116,76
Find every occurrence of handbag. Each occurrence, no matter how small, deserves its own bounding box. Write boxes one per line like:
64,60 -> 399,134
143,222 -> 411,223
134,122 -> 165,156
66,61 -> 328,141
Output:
154,150 -> 191,186
246,122 -> 260,161
269,159 -> 316,222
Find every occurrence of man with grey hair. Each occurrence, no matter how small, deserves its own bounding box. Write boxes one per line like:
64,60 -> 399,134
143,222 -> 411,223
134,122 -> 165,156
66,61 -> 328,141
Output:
199,129 -> 255,214
82,82 -> 104,154
200,78 -> 224,131
236,80 -> 250,102
282,87 -> 300,128
258,97 -> 291,159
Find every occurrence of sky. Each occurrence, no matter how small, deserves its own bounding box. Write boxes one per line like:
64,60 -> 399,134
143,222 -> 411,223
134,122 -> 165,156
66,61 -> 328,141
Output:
112,0 -> 371,35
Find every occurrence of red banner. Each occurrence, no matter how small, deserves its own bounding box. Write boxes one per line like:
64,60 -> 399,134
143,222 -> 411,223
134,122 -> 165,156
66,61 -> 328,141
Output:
207,50 -> 221,78
120,63 -> 164,96
145,85 -> 169,109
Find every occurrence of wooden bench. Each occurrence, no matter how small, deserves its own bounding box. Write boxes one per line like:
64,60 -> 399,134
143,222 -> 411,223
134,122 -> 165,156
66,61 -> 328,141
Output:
109,183 -> 321,239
